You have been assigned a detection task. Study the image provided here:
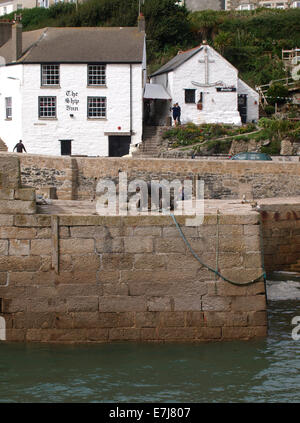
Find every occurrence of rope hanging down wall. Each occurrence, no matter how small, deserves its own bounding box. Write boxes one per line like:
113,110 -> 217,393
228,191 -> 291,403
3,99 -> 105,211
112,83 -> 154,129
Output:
170,213 -> 266,287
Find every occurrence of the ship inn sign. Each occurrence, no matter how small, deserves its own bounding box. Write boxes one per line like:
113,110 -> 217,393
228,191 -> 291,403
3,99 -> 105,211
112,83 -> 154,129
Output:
65,90 -> 79,112
216,86 -> 237,92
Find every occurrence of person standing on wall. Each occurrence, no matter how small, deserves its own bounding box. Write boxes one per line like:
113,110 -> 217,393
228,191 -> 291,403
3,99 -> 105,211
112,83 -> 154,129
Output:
13,140 -> 26,153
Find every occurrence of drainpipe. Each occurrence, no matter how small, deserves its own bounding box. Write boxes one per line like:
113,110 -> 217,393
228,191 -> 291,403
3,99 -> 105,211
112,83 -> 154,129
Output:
130,64 -> 133,135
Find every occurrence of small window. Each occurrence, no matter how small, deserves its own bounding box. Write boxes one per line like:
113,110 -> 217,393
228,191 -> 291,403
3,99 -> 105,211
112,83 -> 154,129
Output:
87,65 -> 106,86
87,97 -> 106,118
185,89 -> 196,103
41,64 -> 60,86
5,97 -> 12,119
39,96 -> 56,118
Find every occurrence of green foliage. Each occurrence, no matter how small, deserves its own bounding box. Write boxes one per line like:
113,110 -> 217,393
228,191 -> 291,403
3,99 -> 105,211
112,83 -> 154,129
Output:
3,3 -> 300,88
162,123 -> 257,148
266,83 -> 290,105
264,105 -> 275,115
260,139 -> 281,155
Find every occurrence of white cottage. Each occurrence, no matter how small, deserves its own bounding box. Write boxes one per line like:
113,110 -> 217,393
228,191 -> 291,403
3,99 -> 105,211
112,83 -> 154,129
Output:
148,43 -> 259,126
0,18 -> 146,156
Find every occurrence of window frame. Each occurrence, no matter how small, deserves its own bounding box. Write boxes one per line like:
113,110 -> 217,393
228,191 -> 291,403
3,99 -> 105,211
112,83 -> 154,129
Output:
87,96 -> 107,119
41,64 -> 60,87
184,89 -> 196,104
5,97 -> 12,120
87,64 -> 106,87
38,96 -> 57,119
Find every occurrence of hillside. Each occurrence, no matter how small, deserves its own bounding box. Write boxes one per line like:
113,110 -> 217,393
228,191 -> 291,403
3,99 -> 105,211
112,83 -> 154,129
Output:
2,0 -> 300,87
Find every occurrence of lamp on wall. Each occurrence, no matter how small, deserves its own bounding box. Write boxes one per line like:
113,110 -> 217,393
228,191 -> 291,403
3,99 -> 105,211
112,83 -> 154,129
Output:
70,114 -> 74,118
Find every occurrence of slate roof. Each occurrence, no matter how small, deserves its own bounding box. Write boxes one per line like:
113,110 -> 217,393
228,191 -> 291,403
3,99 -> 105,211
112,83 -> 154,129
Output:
151,46 -> 202,77
0,27 -> 145,64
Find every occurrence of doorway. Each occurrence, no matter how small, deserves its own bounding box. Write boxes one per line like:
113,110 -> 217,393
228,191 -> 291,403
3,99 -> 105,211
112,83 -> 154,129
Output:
108,136 -> 131,157
238,94 -> 247,124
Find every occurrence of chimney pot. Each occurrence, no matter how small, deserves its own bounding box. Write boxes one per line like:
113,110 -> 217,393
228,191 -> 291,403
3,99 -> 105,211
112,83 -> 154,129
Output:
12,22 -> 22,62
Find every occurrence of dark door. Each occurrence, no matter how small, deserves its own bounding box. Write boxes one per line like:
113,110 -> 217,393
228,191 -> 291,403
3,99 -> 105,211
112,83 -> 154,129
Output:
109,136 -> 131,157
238,94 -> 247,124
60,139 -> 72,156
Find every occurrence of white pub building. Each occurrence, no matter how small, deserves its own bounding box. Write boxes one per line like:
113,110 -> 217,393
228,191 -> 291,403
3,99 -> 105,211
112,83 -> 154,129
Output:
0,17 -> 146,156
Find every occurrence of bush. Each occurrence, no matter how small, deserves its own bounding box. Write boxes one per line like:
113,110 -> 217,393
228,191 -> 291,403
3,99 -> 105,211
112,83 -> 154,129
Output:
266,83 -> 290,106
264,105 -> 275,115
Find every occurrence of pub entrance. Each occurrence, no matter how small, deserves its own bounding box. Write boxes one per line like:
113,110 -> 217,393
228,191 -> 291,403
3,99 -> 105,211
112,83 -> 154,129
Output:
108,136 -> 131,157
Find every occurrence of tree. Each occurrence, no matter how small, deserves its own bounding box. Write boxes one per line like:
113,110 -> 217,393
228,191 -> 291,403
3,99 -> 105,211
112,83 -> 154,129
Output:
266,83 -> 290,106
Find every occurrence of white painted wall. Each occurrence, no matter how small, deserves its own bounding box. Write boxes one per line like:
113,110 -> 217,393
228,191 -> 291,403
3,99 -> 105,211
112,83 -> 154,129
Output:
0,62 -> 143,156
238,78 -> 259,123
151,46 -> 259,126
0,64 -> 23,152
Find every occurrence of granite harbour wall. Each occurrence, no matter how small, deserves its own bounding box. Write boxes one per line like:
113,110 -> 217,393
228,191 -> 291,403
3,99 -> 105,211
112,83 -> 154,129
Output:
0,155 -> 267,343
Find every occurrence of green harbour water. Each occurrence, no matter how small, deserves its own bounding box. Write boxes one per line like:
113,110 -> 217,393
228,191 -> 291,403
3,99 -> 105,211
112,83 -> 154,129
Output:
0,285 -> 299,403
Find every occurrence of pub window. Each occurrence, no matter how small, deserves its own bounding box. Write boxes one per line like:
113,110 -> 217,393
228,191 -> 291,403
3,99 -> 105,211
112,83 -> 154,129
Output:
87,96 -> 106,118
87,65 -> 106,86
39,96 -> 56,118
185,89 -> 196,103
5,97 -> 12,119
41,64 -> 60,86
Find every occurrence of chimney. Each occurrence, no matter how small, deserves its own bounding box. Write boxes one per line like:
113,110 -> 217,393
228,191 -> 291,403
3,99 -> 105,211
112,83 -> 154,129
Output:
0,22 -> 12,48
11,22 -> 22,62
138,13 -> 145,32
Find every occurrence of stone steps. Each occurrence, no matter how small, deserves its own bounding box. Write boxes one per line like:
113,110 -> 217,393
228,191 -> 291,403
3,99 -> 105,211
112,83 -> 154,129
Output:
0,138 -> 8,152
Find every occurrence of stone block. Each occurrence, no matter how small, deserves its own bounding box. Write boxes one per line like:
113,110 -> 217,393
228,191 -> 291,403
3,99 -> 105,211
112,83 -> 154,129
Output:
173,296 -> 202,311
54,314 -> 74,329
102,282 -> 129,296
14,214 -> 51,227
134,254 -> 165,270
0,226 -> 36,239
0,272 -> 7,285
157,327 -> 197,341
199,327 -> 222,339
135,311 -> 159,328
247,311 -> 267,326
86,328 -> 109,341
0,188 -> 14,200
222,326 -> 257,340
109,328 -> 141,341
60,238 -> 95,254
202,295 -> 231,312
13,312 -> 56,329
102,253 -> 134,270
67,296 -> 99,312
124,237 -> 153,253
0,240 -> 8,255
9,239 -> 30,256
97,271 -> 120,284
231,295 -> 266,312
159,312 -> 185,327
95,238 -> 123,253
134,226 -> 162,237
186,311 -> 205,327
0,155 -> 20,188
0,256 -> 41,272
6,328 -> 26,342
162,226 -> 197,238
0,200 -> 36,215
98,295 -> 146,312
71,254 -> 100,272
0,215 -> 14,226
147,297 -> 172,311
204,311 -> 248,327
35,228 -> 52,239
154,238 -> 186,253
56,284 -> 102,297
59,227 -> 70,238
140,328 -> 158,340
14,188 -> 35,201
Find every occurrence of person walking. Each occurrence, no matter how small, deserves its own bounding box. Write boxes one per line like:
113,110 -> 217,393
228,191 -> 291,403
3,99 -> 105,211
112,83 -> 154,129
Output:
13,140 -> 26,153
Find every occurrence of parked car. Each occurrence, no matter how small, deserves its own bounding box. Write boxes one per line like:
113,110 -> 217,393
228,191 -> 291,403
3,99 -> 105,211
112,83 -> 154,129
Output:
229,152 -> 272,161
